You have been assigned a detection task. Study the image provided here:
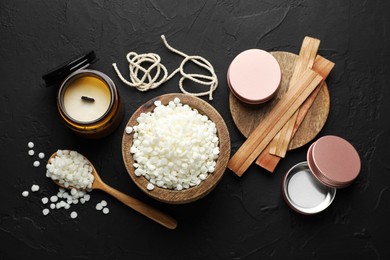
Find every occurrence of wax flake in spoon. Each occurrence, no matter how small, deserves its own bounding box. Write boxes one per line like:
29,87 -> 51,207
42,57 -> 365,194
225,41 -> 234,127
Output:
46,150 -> 94,190
22,145 -> 94,218
22,144 -> 118,220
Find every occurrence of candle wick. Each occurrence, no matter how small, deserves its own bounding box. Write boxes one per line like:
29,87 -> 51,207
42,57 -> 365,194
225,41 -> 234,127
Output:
81,96 -> 95,103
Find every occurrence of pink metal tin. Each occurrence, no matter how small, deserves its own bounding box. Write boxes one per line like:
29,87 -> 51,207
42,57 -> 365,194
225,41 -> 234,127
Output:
307,135 -> 361,188
227,49 -> 281,104
283,135 -> 361,214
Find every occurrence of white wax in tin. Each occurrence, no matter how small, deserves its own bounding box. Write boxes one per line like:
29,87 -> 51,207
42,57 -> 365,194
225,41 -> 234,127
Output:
63,76 -> 111,123
287,169 -> 329,208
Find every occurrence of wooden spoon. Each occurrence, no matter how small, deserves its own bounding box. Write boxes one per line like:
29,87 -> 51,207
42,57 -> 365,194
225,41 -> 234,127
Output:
48,152 -> 178,230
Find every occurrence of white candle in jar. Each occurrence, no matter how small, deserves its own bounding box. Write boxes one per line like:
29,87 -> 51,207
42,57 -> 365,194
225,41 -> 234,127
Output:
62,76 -> 111,123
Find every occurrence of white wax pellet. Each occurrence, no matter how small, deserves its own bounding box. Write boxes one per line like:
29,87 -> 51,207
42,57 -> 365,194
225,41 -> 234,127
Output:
77,191 -> 85,198
154,100 -> 162,106
50,203 -> 55,209
96,203 -> 103,210
147,183 -> 155,191
33,161 -> 40,167
41,197 -> 49,204
38,152 -> 45,159
70,211 -> 78,219
50,195 -> 58,202
70,188 -> 77,196
64,203 -> 70,209
22,191 -> 29,197
134,168 -> 144,176
28,150 -> 35,156
102,207 -> 109,214
173,97 -> 180,104
100,200 -> 107,207
83,194 -> 91,201
125,126 -> 133,134
42,208 -> 50,215
31,184 -> 40,192
28,142 -> 34,148
80,198 -> 85,204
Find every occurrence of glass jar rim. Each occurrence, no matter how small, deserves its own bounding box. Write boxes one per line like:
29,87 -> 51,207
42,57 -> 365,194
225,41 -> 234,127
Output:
57,69 -> 116,126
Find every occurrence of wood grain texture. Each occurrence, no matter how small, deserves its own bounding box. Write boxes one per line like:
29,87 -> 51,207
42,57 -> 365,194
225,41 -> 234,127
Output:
256,86 -> 330,172
122,93 -> 230,204
256,56 -> 334,172
269,37 -> 320,157
228,70 -> 323,176
92,169 -> 178,229
288,55 -> 334,149
229,51 -> 330,149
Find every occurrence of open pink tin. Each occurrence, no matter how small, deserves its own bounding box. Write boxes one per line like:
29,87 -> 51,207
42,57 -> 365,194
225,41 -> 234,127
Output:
282,135 -> 361,214
227,49 -> 281,104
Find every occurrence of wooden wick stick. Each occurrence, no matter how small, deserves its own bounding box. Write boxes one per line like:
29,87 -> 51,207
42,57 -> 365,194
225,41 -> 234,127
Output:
81,96 -> 95,102
268,36 -> 320,158
255,55 -> 335,172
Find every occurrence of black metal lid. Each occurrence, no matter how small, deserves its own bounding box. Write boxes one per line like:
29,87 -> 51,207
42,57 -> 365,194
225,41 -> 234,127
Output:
42,51 -> 97,86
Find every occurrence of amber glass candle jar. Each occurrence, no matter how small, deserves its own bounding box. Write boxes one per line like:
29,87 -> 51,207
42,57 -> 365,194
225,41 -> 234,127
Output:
57,69 -> 124,138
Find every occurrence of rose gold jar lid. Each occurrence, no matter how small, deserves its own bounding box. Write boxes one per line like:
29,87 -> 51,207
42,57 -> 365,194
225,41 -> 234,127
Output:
307,135 -> 361,188
227,49 -> 281,104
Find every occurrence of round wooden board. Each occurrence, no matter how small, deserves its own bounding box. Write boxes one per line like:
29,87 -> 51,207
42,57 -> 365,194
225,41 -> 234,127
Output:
122,93 -> 231,204
229,51 -> 330,150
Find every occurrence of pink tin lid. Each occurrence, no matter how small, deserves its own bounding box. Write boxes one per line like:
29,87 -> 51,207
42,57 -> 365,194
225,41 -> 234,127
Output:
307,135 -> 361,188
227,49 -> 281,104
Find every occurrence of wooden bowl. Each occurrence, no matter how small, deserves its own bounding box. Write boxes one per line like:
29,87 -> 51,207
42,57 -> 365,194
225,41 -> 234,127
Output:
122,93 -> 231,204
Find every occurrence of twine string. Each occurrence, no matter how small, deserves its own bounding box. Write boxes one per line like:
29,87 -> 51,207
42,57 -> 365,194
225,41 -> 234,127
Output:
112,35 -> 218,100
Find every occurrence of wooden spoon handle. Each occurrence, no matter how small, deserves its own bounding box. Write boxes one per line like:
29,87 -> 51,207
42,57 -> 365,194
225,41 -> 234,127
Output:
97,182 -> 178,229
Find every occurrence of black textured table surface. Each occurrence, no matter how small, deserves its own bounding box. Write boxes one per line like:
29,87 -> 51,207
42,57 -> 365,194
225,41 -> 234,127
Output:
1,1 -> 390,259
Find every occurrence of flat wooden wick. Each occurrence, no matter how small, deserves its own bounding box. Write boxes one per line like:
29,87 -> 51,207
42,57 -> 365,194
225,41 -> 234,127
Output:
81,96 -> 95,102
290,55 -> 335,141
268,36 -> 320,158
256,55 -> 334,172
